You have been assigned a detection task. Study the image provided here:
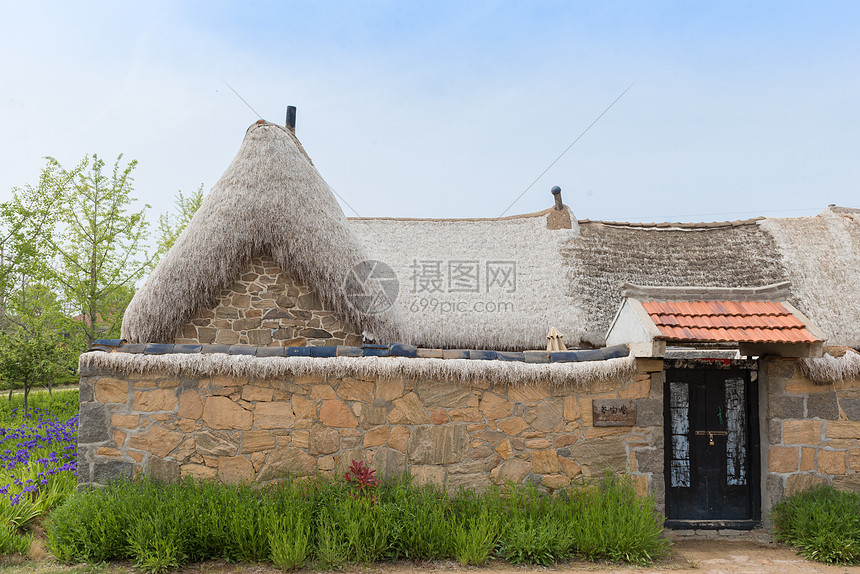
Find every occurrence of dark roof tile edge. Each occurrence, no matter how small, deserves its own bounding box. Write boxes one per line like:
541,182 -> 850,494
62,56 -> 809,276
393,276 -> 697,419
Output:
85,341 -> 630,364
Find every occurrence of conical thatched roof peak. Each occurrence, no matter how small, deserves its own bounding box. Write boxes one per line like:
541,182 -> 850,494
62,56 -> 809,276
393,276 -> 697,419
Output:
122,120 -> 405,344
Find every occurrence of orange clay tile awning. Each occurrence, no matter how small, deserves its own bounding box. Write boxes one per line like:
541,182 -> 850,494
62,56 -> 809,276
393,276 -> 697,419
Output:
641,300 -> 821,344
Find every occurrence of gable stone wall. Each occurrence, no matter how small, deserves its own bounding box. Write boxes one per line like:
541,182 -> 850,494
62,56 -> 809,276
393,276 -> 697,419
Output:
174,255 -> 363,348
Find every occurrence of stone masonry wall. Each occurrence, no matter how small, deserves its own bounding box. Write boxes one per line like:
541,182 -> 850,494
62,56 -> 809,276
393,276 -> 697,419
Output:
764,357 -> 860,506
77,359 -> 664,505
174,255 -> 363,348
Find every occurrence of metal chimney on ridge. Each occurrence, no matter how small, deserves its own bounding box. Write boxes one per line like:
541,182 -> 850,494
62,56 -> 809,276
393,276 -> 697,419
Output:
286,106 -> 297,132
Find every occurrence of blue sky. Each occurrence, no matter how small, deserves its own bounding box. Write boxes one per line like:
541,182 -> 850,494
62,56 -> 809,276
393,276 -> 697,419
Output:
1,1 -> 858,222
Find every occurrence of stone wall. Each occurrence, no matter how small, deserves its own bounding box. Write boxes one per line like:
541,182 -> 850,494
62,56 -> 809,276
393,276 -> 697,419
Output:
174,255 -> 363,348
77,358 -> 664,504
764,357 -> 860,506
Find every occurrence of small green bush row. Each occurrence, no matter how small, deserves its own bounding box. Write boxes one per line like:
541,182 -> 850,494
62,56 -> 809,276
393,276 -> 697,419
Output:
772,484 -> 860,565
48,473 -> 669,572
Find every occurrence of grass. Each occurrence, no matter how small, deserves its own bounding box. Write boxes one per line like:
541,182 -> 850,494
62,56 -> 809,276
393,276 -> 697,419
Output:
46,472 -> 670,572
772,484 -> 860,565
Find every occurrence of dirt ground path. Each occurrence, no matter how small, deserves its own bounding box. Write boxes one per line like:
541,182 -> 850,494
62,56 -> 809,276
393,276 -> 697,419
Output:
5,539 -> 860,574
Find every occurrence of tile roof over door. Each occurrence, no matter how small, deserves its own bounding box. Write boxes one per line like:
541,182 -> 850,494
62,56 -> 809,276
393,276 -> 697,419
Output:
641,300 -> 821,344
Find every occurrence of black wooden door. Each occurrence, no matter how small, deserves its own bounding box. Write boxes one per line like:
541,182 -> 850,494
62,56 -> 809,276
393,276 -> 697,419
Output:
665,367 -> 758,521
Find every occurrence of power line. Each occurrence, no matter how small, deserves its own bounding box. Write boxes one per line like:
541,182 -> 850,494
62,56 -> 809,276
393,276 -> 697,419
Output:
221,79 -> 263,120
498,81 -> 636,218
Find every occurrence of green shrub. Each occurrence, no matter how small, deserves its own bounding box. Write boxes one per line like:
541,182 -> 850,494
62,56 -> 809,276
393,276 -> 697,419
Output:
266,482 -> 313,570
561,474 -> 669,565
450,489 -> 503,566
0,523 -> 32,555
772,485 -> 860,565
47,472 -> 670,569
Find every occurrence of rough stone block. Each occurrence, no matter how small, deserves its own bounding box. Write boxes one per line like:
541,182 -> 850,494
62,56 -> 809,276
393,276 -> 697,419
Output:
530,449 -> 559,474
361,404 -> 388,426
258,446 -> 316,480
242,430 -> 275,453
447,472 -> 490,492
417,381 -> 472,408
149,457 -> 181,483
508,384 -> 552,403
79,378 -> 94,402
92,459 -> 133,485
490,459 -> 530,485
178,391 -> 204,419
408,425 -> 470,465
786,473 -> 827,496
769,446 -> 799,473
337,378 -> 374,403
319,399 -> 358,428
479,392 -> 513,420
783,420 -> 823,444
363,426 -> 389,447
389,393 -> 430,425
768,420 -> 782,446
634,399 -> 662,427
410,465 -> 444,487
768,395 -> 805,419
563,396 -> 581,421
203,396 -> 252,430
111,414 -> 139,429
523,402 -> 564,432
825,421 -> 860,440
634,448 -> 662,474
832,474 -> 860,492
94,378 -> 129,403
129,426 -> 184,458
818,450 -> 846,475
841,398 -> 860,421
569,437 -> 628,476
218,455 -> 255,484
620,378 -> 650,399
388,426 -> 410,452
800,447 -> 816,471
497,416 -> 529,436
309,424 -> 340,455
807,393 -> 839,420
241,386 -> 274,402
133,389 -> 178,412
78,403 -> 110,443
371,447 -> 407,477
766,475 -> 784,506
254,401 -> 296,429
375,378 -> 404,401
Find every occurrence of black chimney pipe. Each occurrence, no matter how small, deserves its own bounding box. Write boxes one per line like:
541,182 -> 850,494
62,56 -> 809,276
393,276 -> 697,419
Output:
286,106 -> 297,132
551,186 -> 563,210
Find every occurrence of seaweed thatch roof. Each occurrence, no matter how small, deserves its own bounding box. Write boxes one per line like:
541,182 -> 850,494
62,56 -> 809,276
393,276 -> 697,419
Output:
123,121 -> 859,353
122,121 -> 404,344
352,207 -> 860,350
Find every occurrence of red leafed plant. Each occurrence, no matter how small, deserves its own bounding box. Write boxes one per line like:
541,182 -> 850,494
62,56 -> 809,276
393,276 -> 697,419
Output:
344,459 -> 378,501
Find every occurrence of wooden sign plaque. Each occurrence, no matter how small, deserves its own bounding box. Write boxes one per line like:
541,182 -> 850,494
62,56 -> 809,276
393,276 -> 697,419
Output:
592,399 -> 636,427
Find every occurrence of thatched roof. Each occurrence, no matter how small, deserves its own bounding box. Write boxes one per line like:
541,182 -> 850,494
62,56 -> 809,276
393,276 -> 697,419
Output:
352,208 -> 581,350
122,121 -> 858,352
122,121 -> 404,344
352,207 -> 860,350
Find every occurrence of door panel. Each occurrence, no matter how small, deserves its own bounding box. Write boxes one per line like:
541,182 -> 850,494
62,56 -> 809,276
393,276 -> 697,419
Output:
665,368 -> 756,521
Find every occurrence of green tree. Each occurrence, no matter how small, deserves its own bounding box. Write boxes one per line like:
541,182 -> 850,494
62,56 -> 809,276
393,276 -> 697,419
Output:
0,174 -> 63,317
155,184 -> 204,258
43,154 -> 151,345
0,282 -> 70,412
